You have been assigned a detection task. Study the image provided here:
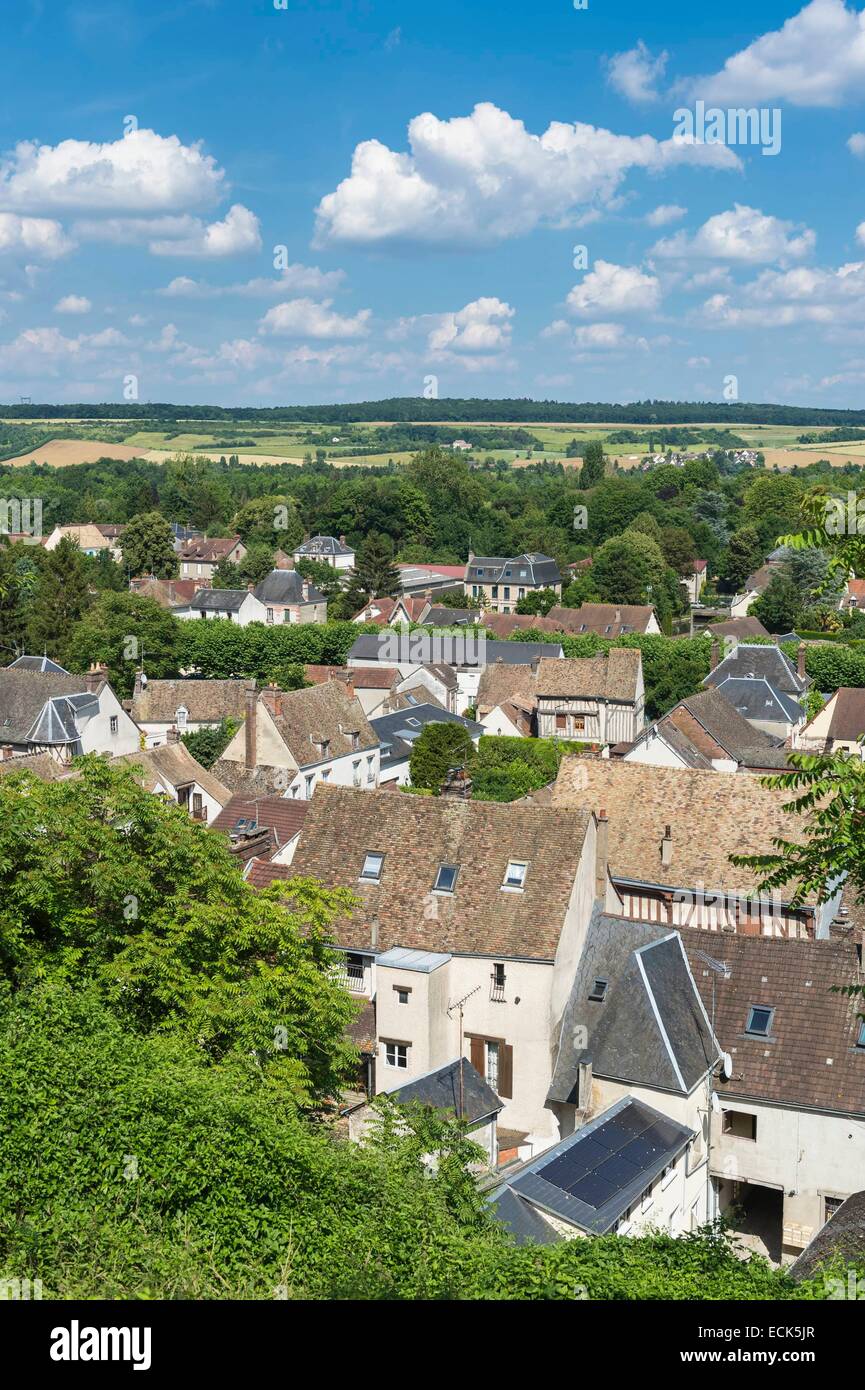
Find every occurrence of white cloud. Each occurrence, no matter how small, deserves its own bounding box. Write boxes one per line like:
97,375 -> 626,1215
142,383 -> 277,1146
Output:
607,42 -> 668,103
700,260 -> 865,327
314,101 -> 739,248
645,203 -> 687,227
0,128 -> 226,213
0,325 -> 128,372
157,264 -> 345,297
684,0 -> 865,107
566,260 -> 661,315
258,297 -> 371,339
849,132 -> 865,156
0,212 -> 73,259
428,297 -> 514,355
570,323 -> 650,352
651,204 -> 815,264
149,204 -> 261,257
687,355 -> 711,367
54,294 -> 91,314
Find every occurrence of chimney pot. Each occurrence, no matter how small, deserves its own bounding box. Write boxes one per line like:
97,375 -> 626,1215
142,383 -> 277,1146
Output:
710,639 -> 720,671
797,641 -> 807,681
244,682 -> 258,770
595,808 -> 609,901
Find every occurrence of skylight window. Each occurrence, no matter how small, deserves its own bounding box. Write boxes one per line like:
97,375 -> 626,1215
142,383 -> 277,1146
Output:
745,1005 -> 774,1037
502,860 -> 528,890
433,864 -> 459,893
360,852 -> 384,882
588,978 -> 608,1003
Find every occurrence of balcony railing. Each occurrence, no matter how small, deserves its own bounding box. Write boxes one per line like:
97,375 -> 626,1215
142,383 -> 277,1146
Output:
490,973 -> 506,1003
335,962 -> 368,994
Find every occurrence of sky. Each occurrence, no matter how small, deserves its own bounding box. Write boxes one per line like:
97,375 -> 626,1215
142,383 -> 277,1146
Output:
2,0 -> 865,408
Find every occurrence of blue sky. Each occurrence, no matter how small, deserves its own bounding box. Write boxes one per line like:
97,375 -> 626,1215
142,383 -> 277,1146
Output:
2,0 -> 865,407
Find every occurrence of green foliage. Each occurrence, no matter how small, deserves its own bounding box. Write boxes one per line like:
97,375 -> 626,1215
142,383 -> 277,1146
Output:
409,721 -> 477,791
592,531 -> 667,605
471,736 -> 583,801
64,591 -> 182,696
752,573 -> 802,633
352,532 -> 401,598
177,618 -> 375,679
515,587 -> 558,615
26,536 -> 92,662
580,440 -> 606,487
119,511 -> 179,580
180,718 -> 238,769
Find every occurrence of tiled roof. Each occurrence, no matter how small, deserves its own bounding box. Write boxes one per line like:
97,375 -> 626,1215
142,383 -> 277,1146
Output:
113,743 -> 231,805
791,1191 -> 865,1280
0,670 -> 99,745
658,688 -> 780,764
476,662 -> 538,716
267,682 -> 378,766
211,793 -> 309,846
289,784 -> 592,959
371,705 -> 484,772
683,929 -> 865,1115
244,857 -> 297,889
535,649 -> 642,702
178,536 -> 242,562
0,751 -> 72,780
711,676 -> 805,726
709,617 -> 770,640
546,603 -> 656,637
129,577 -> 202,609
348,667 -> 401,690
352,597 -> 397,624
552,757 -> 815,901
131,678 -> 251,724
826,688 -> 865,744
480,612 -> 563,638
180,588 -> 249,612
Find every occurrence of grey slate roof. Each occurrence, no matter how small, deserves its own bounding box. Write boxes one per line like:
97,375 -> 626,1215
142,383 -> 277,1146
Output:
371,704 -> 483,772
711,676 -> 805,726
506,1095 -> 694,1235
0,670 -> 100,746
294,534 -> 353,558
381,1058 -> 502,1126
7,655 -> 70,675
488,1186 -> 560,1245
790,1191 -> 865,1280
548,908 -> 719,1104
348,633 -> 561,668
423,606 -> 482,627
182,588 -> 249,612
253,569 -> 324,604
704,642 -> 807,696
467,552 -> 561,587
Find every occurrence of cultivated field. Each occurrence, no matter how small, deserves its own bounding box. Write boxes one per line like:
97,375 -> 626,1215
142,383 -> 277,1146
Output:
1,439 -> 151,468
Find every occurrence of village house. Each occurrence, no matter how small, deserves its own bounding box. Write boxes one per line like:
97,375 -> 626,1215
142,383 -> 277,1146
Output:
0,661 -> 139,763
172,586 -> 269,626
729,560 -> 784,619
464,551 -> 561,614
346,632 -> 561,712
621,687 -> 791,773
348,1059 -> 503,1168
253,568 -> 327,624
546,603 -> 660,637
535,650 -> 644,745
396,561 -> 466,598
113,740 -> 231,824
839,578 -> 865,614
43,523 -> 125,560
704,641 -> 808,742
708,616 -> 771,642
476,662 -> 539,735
211,793 -> 310,868
285,784 -> 602,1154
129,676 -> 251,748
479,611 -> 562,639
684,559 -> 708,606
293,534 -> 355,570
177,535 -> 246,581
370,703 -> 484,785
550,757 -> 840,939
129,576 -> 204,609
793,687 -> 865,755
213,679 -> 380,800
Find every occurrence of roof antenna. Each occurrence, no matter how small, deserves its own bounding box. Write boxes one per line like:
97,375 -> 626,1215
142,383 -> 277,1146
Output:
447,985 -> 481,1119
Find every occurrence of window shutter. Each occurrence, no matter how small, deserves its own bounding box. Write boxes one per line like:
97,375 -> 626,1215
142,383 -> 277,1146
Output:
498,1044 -> 513,1100
469,1037 -> 484,1073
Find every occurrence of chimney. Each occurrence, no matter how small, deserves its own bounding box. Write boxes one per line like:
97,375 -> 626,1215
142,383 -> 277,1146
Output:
440,765 -> 472,799
261,682 -> 282,718
247,582 -> 255,593
595,808 -> 609,901
660,824 -> 673,867
84,662 -> 107,692
710,639 -> 720,672
339,534 -> 346,545
133,669 -> 143,699
244,680 -> 258,770
1,744 -> 13,761
577,1057 -> 593,1113
344,672 -> 355,698
301,581 -> 309,601
167,726 -> 180,744
798,642 -> 807,682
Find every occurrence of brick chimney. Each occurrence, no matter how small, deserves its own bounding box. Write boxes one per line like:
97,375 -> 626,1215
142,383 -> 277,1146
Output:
660,824 -> 673,867
710,639 -> 720,672
301,581 -> 309,602
133,669 -> 144,699
343,672 -> 355,698
1,744 -> 13,761
247,582 -> 255,593
260,682 -> 282,719
440,765 -> 472,799
595,808 -> 609,901
614,610 -> 621,623
167,726 -> 180,744
244,680 -> 258,770
798,642 -> 807,681
84,662 -> 107,692
339,534 -> 346,545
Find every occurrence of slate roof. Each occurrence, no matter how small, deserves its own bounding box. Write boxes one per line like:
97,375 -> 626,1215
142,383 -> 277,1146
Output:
380,1058 -> 502,1125
466,552 -> 561,587
535,649 -> 642,702
548,908 -> 718,1104
704,641 -> 808,696
547,603 -> 656,637
424,605 -> 482,627
0,670 -> 100,746
253,570 -> 324,604
289,785 -> 592,959
179,588 -> 250,612
6,655 -> 70,674
488,1186 -> 561,1245
347,634 -> 561,668
552,757 -> 816,902
113,744 -> 231,805
683,929 -> 865,1116
790,1191 -> 865,1280
711,676 -> 805,726
294,534 -> 354,558
634,688 -> 786,768
371,704 -> 483,773
505,1096 -> 694,1235
131,679 -> 251,724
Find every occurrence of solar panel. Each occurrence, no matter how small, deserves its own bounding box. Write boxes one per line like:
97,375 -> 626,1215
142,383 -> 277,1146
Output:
539,1137 -> 608,1187
619,1135 -> 661,1168
595,1152 -> 644,1189
571,1172 -> 618,1208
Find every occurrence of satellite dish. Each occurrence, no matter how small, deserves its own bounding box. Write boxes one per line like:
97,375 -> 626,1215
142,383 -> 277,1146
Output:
720,1052 -> 733,1079
140,672 -> 148,687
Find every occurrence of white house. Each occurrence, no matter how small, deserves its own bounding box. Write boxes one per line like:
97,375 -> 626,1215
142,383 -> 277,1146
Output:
293,534 -> 355,571
113,740 -> 231,824
0,661 -> 139,763
535,650 -> 644,745
172,587 -> 269,625
793,687 -> 865,755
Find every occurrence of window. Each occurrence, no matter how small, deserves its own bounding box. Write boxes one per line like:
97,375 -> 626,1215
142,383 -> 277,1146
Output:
485,1040 -> 500,1090
491,962 -> 506,1001
745,1005 -> 774,1037
360,851 -> 384,882
857,1020 -> 865,1049
192,792 -> 203,819
353,759 -> 362,787
304,774 -> 315,799
109,715 -> 118,734
661,1160 -> 677,1189
317,739 -> 330,758
384,1041 -> 408,1069
350,731 -> 360,751
394,986 -> 410,1005
722,1110 -> 757,1140
366,754 -> 375,784
518,587 -> 525,599
266,608 -> 274,624
555,713 -> 567,730
433,863 -> 459,893
468,1035 -> 513,1099
588,978 -> 608,1003
825,1195 -> 844,1223
573,716 -> 586,733
640,1184 -> 654,1215
502,860 -> 527,890
176,705 -> 188,729
503,586 -> 510,601
321,769 -> 331,782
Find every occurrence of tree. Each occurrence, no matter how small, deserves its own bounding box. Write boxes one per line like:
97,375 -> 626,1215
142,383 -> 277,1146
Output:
65,591 -> 181,695
268,662 -> 311,690
352,533 -> 401,599
213,542 -> 274,588
722,526 -> 764,590
580,440 -> 606,488
181,718 -> 238,769
660,525 -> 698,576
515,587 -> 557,616
751,573 -> 801,633
409,722 -> 477,792
592,531 -> 666,605
26,536 -> 92,661
120,511 -> 179,579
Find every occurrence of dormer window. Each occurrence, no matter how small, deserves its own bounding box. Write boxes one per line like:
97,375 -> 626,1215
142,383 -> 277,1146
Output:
745,1005 -> 774,1037
176,705 -> 188,728
588,978 -> 608,1003
502,860 -> 528,890
360,852 -> 384,882
433,864 -> 459,894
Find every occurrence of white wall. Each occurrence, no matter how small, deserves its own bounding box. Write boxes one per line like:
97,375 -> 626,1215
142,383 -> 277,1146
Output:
79,685 -> 141,758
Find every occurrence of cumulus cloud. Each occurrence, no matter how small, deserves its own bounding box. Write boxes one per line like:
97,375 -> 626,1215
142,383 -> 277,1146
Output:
683,0 -> 865,107
258,297 -> 371,339
606,42 -> 668,103
427,297 -> 514,355
651,204 -> 815,264
849,132 -> 865,156
149,203 -> 261,257
314,101 -> 738,248
0,212 -> 73,259
700,260 -> 865,327
0,128 -> 226,214
0,325 -> 128,371
157,264 -> 345,298
54,295 -> 91,314
645,203 -> 687,227
566,260 -> 661,315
